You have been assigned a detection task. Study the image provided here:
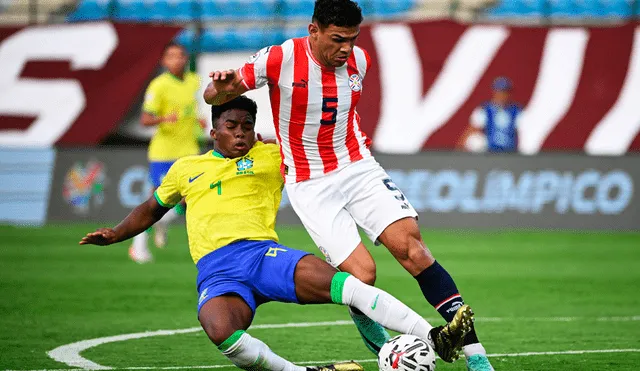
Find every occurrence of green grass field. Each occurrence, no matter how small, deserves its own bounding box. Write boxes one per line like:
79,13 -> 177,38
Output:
1,224 -> 639,371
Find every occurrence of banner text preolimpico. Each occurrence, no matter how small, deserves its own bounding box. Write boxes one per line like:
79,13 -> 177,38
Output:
47,149 -> 639,230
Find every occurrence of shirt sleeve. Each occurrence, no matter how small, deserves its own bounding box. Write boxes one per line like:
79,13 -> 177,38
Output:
353,46 -> 370,80
363,48 -> 372,77
238,46 -> 272,91
154,160 -> 183,208
142,78 -> 163,116
470,107 -> 487,129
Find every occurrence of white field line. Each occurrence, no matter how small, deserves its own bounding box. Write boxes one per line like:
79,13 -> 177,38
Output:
13,349 -> 640,371
45,316 -> 640,370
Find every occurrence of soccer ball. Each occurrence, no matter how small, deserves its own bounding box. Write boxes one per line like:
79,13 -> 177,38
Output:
378,334 -> 436,371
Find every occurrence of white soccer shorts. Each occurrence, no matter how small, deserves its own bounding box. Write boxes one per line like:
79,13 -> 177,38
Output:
285,157 -> 418,267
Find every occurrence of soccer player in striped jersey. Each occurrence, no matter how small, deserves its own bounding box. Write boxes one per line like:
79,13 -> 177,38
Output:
80,96 -> 473,371
203,1 -> 495,370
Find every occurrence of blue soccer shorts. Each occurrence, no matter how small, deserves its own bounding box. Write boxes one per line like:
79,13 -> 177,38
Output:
195,240 -> 311,315
149,161 -> 175,188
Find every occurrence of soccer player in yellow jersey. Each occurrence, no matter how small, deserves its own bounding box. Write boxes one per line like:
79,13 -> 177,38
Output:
130,41 -> 205,263
80,96 -> 473,370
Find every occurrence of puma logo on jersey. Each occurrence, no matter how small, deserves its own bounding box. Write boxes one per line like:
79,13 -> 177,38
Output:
292,79 -> 308,88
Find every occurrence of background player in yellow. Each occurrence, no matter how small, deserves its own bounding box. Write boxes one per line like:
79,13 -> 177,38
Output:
130,41 -> 206,263
79,96 -> 473,370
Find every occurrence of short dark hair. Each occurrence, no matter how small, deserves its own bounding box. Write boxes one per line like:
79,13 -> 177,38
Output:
211,96 -> 258,128
312,0 -> 363,28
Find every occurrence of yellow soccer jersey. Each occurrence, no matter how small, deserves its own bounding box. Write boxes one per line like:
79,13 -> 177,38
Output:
154,142 -> 283,263
143,71 -> 202,161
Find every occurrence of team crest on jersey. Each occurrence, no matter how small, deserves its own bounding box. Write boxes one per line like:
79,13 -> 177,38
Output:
247,46 -> 271,64
247,52 -> 260,64
349,74 -> 362,92
236,156 -> 254,175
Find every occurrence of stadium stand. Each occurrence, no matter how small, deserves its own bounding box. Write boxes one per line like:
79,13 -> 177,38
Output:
2,0 -> 637,48
485,0 -> 635,19
484,0 -> 545,18
63,0 -> 423,51
0,0 -> 75,24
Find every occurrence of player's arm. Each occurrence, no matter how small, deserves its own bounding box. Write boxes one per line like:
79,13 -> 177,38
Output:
204,46 -> 273,106
141,79 -> 178,126
79,196 -> 170,246
203,69 -> 248,106
141,111 -> 178,127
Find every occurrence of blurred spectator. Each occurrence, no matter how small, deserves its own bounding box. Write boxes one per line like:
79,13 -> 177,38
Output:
129,42 -> 206,264
460,77 -> 522,153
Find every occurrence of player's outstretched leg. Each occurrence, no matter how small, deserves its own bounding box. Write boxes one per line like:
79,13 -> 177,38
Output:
377,218 -> 494,370
339,246 -> 390,355
199,295 -> 363,371
294,255 -> 473,363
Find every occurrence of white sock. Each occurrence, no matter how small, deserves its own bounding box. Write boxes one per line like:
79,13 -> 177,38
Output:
132,232 -> 148,254
463,343 -> 487,358
335,273 -> 435,347
219,331 -> 305,371
156,208 -> 178,226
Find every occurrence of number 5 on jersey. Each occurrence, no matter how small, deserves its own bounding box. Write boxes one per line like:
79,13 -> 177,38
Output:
321,97 -> 338,125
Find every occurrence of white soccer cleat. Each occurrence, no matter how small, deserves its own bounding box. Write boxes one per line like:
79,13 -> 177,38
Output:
128,245 -> 152,264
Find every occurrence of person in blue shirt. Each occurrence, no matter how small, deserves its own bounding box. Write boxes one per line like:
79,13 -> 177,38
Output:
461,77 -> 522,153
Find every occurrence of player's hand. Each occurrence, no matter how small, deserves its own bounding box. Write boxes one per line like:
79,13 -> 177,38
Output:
257,133 -> 278,145
204,69 -> 245,105
209,69 -> 236,81
209,69 -> 241,93
163,113 -> 178,123
79,228 -> 118,246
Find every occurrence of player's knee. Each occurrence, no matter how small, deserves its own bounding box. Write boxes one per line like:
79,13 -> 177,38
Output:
407,242 -> 434,267
350,264 -> 377,285
391,229 -> 434,268
338,246 -> 377,285
199,317 -> 236,346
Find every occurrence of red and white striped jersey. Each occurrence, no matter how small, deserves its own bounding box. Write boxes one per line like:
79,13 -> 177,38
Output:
238,37 -> 372,183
